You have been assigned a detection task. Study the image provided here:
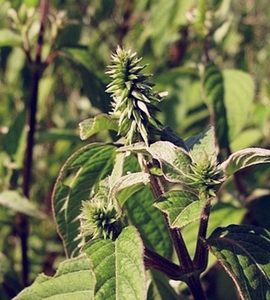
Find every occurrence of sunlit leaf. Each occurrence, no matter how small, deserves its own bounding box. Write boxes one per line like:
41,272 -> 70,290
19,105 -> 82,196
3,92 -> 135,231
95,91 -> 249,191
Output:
203,64 -> 254,147
148,141 -> 192,184
0,29 -> 22,47
221,148 -> 270,177
84,226 -> 146,300
205,225 -> 270,300
154,191 -> 210,229
113,172 -> 150,207
223,69 -> 254,143
79,114 -> 118,140
14,255 -> 96,300
185,126 -> 217,164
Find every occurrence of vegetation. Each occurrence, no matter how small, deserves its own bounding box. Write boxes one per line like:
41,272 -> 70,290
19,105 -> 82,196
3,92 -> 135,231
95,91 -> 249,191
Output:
1,0 -> 270,299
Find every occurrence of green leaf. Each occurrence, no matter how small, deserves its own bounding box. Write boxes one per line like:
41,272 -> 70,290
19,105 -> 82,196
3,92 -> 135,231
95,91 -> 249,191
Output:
52,143 -> 116,257
230,128 -> 263,152
0,29 -> 22,47
119,141 -> 192,185
148,141 -> 192,184
125,186 -> 172,258
203,63 -> 228,147
113,172 -> 150,207
185,126 -> 217,164
14,254 -> 96,300
3,109 -> 26,157
205,225 -> 270,300
221,147 -> 270,177
84,226 -> 146,300
23,0 -> 39,7
79,114 -> 119,140
147,270 -> 179,300
0,191 -> 45,219
119,153 -> 172,258
155,191 -> 210,229
223,69 -> 254,143
203,64 -> 254,147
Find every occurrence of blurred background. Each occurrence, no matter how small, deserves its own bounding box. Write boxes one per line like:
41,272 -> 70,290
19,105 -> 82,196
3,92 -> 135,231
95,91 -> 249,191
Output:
0,0 -> 270,299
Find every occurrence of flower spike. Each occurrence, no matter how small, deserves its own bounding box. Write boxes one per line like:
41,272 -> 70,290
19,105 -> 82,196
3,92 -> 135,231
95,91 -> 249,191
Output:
106,46 -> 165,145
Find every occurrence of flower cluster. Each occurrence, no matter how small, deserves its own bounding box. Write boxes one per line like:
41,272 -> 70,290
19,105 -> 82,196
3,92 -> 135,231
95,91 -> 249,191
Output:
79,181 -> 122,241
106,46 -> 164,145
189,152 -> 224,196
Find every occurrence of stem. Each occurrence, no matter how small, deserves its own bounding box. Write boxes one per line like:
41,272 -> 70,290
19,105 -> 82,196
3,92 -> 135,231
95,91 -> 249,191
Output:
144,247 -> 184,280
186,274 -> 207,300
147,171 -> 193,270
20,0 -> 49,287
193,201 -> 211,272
146,162 -> 207,298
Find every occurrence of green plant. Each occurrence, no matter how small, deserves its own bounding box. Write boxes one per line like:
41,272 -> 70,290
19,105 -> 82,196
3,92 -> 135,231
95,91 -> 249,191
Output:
14,47 -> 270,300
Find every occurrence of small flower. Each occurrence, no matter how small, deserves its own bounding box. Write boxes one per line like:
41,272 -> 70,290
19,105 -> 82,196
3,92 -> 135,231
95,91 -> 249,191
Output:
188,151 -> 224,195
106,46 -> 165,145
79,195 -> 122,241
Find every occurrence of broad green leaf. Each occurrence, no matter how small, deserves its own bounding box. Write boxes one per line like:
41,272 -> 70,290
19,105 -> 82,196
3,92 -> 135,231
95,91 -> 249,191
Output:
79,114 -> 118,140
185,126 -> 217,164
147,270 -> 179,300
230,128 -> 263,152
119,153 -> 171,257
52,143 -> 116,257
149,141 -> 192,184
154,191 -> 210,229
125,186 -> 172,258
84,226 -> 146,300
223,69 -> 254,142
205,225 -> 270,300
0,29 -> 22,47
203,64 -> 254,147
113,172 -> 150,206
0,191 -> 45,219
221,147 -> 270,177
14,255 -> 96,300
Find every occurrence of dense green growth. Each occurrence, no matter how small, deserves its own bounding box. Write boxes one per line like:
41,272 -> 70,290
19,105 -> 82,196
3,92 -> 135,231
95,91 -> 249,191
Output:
1,0 -> 270,299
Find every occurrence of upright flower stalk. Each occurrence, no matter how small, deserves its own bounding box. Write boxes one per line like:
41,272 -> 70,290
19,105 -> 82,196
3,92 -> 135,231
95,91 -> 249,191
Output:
106,47 -> 164,145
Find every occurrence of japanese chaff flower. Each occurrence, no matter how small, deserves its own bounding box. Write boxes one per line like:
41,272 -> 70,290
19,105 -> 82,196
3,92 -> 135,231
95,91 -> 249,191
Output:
79,196 -> 122,241
106,46 -> 165,145
188,151 -> 224,196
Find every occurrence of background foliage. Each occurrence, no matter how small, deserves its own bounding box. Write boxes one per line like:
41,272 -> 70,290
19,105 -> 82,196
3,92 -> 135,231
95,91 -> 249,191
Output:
0,0 -> 270,299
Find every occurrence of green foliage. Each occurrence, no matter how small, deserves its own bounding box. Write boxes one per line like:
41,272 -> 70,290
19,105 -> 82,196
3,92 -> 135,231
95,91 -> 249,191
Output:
1,0 -> 270,299
13,255 -> 96,300
205,225 -> 270,300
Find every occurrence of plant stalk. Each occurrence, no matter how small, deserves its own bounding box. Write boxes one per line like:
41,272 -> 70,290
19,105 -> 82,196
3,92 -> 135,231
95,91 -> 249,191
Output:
186,274 -> 207,300
20,0 -> 49,286
193,200 -> 211,272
